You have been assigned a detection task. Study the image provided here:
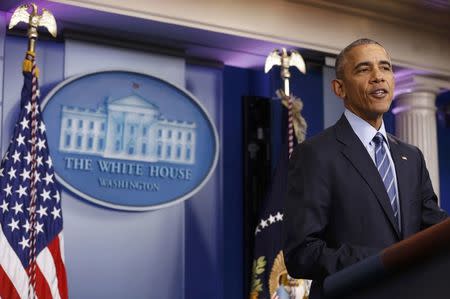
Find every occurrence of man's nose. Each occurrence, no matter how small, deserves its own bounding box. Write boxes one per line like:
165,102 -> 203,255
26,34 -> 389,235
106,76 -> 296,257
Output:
370,68 -> 385,83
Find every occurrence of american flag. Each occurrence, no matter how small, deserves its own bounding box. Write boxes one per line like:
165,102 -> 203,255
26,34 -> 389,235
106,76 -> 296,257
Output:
249,94 -> 310,299
0,58 -> 68,298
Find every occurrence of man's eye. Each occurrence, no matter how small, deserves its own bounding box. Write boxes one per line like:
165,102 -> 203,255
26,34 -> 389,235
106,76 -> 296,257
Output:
358,68 -> 369,73
382,66 -> 392,71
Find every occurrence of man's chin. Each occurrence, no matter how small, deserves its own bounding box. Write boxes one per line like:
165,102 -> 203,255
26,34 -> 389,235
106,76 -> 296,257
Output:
371,102 -> 392,114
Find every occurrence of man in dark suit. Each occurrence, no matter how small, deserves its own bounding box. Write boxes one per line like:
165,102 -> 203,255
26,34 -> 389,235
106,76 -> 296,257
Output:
283,38 -> 447,298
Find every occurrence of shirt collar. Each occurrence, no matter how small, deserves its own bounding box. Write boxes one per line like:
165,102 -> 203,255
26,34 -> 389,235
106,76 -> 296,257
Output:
344,109 -> 389,148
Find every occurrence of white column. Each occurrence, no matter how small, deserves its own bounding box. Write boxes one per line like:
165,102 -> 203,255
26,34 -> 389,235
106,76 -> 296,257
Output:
393,74 -> 450,204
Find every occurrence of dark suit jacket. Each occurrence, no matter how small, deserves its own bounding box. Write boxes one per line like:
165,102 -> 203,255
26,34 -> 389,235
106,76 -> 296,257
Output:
283,115 -> 447,298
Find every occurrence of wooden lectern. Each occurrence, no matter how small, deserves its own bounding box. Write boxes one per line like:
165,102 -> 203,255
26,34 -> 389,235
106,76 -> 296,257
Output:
323,218 -> 450,298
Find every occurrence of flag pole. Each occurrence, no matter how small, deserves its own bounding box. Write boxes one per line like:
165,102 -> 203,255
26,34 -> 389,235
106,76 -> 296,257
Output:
265,48 -> 306,157
257,48 -> 310,299
9,4 -> 57,299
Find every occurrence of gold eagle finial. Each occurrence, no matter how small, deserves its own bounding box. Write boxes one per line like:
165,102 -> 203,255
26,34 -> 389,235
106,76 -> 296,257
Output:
265,48 -> 306,96
9,3 -> 57,53
265,48 -> 306,76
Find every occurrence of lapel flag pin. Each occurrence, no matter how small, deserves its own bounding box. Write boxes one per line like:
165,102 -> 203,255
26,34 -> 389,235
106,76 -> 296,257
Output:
401,156 -> 408,160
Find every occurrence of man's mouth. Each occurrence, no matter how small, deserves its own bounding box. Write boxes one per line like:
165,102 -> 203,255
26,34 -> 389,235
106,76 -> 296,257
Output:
370,89 -> 388,98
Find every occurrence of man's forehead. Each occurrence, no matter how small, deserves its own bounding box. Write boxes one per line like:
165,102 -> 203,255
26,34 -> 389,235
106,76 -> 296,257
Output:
346,44 -> 391,64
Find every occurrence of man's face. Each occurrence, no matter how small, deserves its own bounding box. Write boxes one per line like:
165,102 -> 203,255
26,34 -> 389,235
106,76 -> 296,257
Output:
334,44 -> 395,127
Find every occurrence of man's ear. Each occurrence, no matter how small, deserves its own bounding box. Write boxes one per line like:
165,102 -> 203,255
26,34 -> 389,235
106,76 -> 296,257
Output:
332,79 -> 345,99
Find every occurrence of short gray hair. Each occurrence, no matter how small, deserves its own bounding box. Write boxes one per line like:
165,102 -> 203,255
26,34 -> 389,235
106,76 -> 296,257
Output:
335,38 -> 386,79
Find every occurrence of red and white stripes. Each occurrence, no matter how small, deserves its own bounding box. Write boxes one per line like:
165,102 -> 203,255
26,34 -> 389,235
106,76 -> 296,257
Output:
0,226 -> 68,299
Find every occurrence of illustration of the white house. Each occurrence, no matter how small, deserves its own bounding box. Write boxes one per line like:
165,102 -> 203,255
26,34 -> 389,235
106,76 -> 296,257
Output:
58,94 -> 197,164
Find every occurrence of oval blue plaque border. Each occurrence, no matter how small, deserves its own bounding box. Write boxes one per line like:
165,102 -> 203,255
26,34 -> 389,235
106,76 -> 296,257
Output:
41,69 -> 219,211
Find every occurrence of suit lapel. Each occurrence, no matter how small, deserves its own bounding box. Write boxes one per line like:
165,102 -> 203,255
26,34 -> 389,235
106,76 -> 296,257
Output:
335,116 -> 401,238
387,135 -> 410,238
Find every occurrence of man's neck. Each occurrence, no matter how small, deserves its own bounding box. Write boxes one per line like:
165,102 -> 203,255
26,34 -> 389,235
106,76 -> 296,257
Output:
345,107 -> 383,130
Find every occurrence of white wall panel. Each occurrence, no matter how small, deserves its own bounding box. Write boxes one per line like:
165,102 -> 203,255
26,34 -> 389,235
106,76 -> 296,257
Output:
62,39 -> 186,299
64,39 -> 185,86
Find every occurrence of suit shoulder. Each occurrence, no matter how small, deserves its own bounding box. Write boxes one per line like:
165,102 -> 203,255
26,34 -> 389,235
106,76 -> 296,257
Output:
302,125 -> 336,147
292,125 -> 337,156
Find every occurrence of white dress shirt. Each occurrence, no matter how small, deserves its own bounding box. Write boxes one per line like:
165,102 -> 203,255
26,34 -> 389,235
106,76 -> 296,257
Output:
344,109 -> 401,226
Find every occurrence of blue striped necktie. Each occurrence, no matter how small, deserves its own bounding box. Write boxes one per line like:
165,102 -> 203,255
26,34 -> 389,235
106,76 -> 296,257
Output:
373,133 -> 400,231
